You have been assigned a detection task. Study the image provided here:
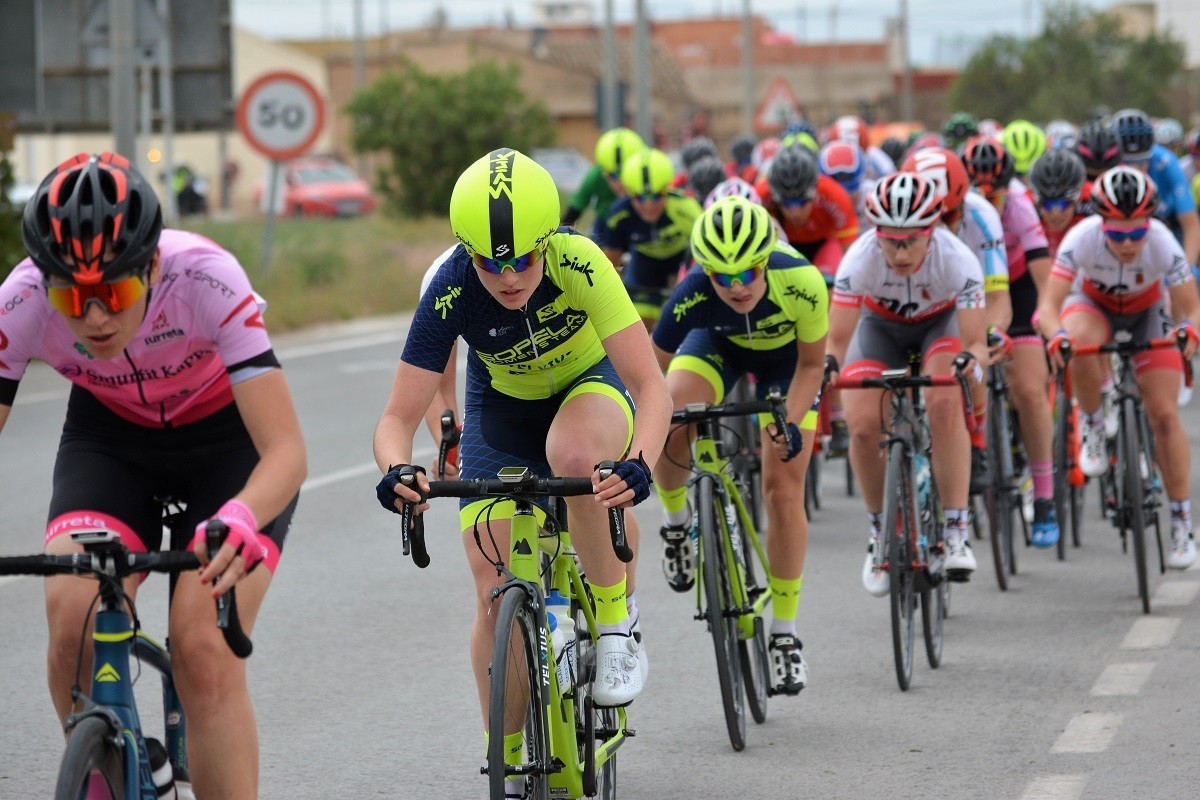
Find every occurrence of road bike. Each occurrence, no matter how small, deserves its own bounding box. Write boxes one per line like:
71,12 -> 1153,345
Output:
1050,350 -> 1088,559
982,335 -> 1028,589
834,354 -> 972,691
397,464 -> 632,799
1064,331 -> 1190,614
666,391 -> 791,750
0,513 -> 248,800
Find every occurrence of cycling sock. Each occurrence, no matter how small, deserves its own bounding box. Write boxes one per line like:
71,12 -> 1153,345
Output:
1100,373 -> 1115,393
867,512 -> 882,535
593,577 -> 630,633
657,484 -> 690,526
943,508 -> 969,537
626,592 -> 639,625
1085,409 -> 1104,429
483,731 -> 525,765
1169,500 -> 1192,530
831,406 -> 846,422
768,574 -> 803,635
1031,459 -> 1054,501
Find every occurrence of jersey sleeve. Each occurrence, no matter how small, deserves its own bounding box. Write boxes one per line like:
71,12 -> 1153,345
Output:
553,233 -> 641,340
1160,228 -> 1193,287
600,200 -> 634,251
1012,194 -> 1050,259
831,237 -> 869,308
1051,224 -> 1086,283
1153,147 -> 1196,216
773,260 -> 830,343
0,261 -> 48,387
824,179 -> 861,245
966,199 -> 1010,292
184,249 -> 274,369
401,249 -> 468,374
652,269 -> 713,352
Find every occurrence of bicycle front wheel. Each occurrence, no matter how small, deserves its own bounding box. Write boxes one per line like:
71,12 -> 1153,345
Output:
487,588 -> 551,800
987,387 -> 1016,589
884,445 -> 917,692
1052,383 -> 1072,561
55,716 -> 127,800
921,481 -> 946,669
1120,400 -> 1150,614
698,475 -> 746,751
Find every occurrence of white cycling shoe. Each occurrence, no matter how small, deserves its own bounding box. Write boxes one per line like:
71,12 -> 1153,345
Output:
1167,525 -> 1197,570
1078,421 -> 1109,478
593,632 -> 644,707
944,530 -> 977,580
861,535 -> 889,597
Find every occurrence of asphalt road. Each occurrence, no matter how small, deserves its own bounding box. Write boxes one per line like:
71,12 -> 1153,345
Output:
1,315 -> 1198,799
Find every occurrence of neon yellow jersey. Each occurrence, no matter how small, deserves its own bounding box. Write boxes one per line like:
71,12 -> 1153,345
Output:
403,230 -> 641,400
602,190 -> 703,261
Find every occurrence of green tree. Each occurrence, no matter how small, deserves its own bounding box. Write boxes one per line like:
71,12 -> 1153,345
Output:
0,152 -> 25,277
948,1 -> 1187,122
347,59 -> 556,216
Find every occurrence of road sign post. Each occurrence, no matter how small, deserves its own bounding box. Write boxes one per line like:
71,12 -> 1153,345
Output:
236,71 -> 325,274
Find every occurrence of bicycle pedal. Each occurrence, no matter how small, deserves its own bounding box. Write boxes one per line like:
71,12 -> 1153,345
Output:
946,569 -> 971,583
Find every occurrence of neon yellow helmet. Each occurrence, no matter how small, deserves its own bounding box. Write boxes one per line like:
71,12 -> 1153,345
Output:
690,196 -> 776,275
619,148 -> 675,196
594,127 -> 646,175
780,130 -> 819,154
1002,120 -> 1046,174
449,148 -> 559,260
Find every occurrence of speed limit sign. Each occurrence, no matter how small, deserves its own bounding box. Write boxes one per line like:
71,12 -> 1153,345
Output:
236,71 -> 326,161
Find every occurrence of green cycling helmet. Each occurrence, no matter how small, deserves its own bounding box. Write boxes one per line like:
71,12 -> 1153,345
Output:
780,130 -> 819,153
449,148 -> 559,260
690,196 -> 776,275
594,127 -> 646,176
620,148 -> 675,196
1002,120 -> 1047,174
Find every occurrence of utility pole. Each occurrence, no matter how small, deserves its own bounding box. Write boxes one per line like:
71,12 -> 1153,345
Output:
634,0 -> 651,142
109,0 -> 137,159
353,0 -> 366,172
602,0 -> 619,129
829,5 -> 838,119
899,0 -> 914,122
156,0 -> 177,224
742,0 -> 754,134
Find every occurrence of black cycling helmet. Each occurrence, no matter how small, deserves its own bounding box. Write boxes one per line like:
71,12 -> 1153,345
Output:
729,134 -> 757,165
766,145 -> 819,202
1028,149 -> 1086,202
1111,108 -> 1155,159
1074,121 -> 1122,176
23,152 -> 163,285
1091,166 -> 1158,220
960,137 -> 1014,195
681,137 -> 719,170
942,112 -> 979,148
880,136 -> 907,166
687,156 -> 729,202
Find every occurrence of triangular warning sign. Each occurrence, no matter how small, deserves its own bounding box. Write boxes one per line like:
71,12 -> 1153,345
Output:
754,77 -> 803,134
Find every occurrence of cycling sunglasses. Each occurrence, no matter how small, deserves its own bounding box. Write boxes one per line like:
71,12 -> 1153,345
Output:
471,249 -> 543,274
1038,197 -> 1077,212
705,263 -> 765,288
632,192 -> 665,203
876,226 -> 933,250
1101,222 -> 1151,244
44,272 -> 149,318
775,193 -> 815,209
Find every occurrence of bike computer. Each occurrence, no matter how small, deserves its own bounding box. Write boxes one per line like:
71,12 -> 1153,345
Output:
497,466 -> 531,484
69,529 -> 120,545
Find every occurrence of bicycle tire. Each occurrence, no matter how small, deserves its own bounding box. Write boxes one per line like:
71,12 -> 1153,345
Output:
569,597 -> 617,800
884,445 -> 917,692
487,588 -> 551,800
733,496 -> 770,725
54,716 -> 127,800
986,385 -> 1015,589
1052,384 -> 1072,562
698,475 -> 746,751
921,475 -> 945,669
1120,400 -> 1150,614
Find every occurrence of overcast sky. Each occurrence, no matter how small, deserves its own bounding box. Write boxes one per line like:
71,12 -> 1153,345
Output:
231,0 -> 1126,67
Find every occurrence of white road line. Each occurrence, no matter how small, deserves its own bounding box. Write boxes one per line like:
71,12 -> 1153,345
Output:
1120,617 -> 1181,649
1050,712 -> 1123,753
1090,662 -> 1155,696
1018,775 -> 1088,800
1152,580 -> 1200,607
301,447 -> 434,493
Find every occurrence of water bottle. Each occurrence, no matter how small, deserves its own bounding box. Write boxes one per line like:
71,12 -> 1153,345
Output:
145,737 -> 177,800
546,590 -> 575,690
914,450 -> 932,523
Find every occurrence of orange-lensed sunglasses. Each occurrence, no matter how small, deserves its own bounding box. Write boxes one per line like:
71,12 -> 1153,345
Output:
44,273 -> 149,318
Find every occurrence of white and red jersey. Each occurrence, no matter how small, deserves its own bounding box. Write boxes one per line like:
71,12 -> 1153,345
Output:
0,229 -> 273,427
1052,216 -> 1193,315
833,227 -> 986,322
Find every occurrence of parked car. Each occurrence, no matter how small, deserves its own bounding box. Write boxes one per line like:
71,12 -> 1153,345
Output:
255,157 -> 378,217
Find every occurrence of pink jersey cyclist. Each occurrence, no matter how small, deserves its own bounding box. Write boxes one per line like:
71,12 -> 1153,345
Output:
0,229 -> 272,426
999,178 -> 1050,283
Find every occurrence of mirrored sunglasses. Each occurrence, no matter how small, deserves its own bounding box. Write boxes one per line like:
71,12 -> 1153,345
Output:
876,226 -> 933,249
1038,197 -> 1077,212
44,273 -> 149,318
471,249 -> 543,275
705,264 -> 764,288
1101,222 -> 1150,243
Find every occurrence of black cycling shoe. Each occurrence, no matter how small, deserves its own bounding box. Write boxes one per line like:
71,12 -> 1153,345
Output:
660,524 -> 696,593
969,446 -> 991,495
827,419 -> 850,458
768,633 -> 809,696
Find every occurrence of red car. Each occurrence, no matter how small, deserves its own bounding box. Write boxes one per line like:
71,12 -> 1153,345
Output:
256,157 -> 378,217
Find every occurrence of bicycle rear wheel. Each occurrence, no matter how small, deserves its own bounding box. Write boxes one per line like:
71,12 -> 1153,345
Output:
1052,382 -> 1072,561
698,475 -> 746,750
987,385 -> 1016,589
487,588 -> 551,800
1120,401 -> 1150,614
921,480 -> 945,669
54,716 -> 127,800
884,445 -> 917,692
735,507 -> 769,725
570,598 -> 617,800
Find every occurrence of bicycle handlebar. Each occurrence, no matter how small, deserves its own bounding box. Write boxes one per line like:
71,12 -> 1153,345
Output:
0,537 -> 252,659
831,373 -> 959,391
1061,333 -> 1193,387
670,389 -> 793,456
397,462 -> 631,568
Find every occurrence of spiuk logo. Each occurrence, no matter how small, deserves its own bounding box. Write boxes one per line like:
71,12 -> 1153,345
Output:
671,291 -> 708,322
435,286 -> 462,319
561,254 -> 594,287
488,149 -> 516,201
783,285 -> 820,310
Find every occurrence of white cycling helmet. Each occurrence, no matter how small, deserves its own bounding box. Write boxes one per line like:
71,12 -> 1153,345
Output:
704,177 -> 762,208
864,172 -> 943,228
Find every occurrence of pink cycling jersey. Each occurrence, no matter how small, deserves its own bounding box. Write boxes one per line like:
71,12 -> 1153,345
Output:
998,178 -> 1049,283
0,229 -> 272,427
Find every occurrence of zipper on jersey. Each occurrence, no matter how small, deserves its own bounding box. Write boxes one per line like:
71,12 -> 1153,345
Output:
123,349 -> 170,428
521,305 -> 555,395
743,313 -> 754,350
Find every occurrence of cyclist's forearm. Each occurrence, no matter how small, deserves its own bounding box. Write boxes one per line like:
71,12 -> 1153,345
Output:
787,341 -> 825,424
1179,210 -> 1200,266
625,385 -> 672,473
985,290 -> 1012,332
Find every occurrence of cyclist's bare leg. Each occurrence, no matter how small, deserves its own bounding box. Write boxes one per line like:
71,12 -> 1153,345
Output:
44,536 -> 140,725
1063,310 -> 1109,414
1007,342 -> 1054,464
924,350 -> 970,510
761,425 -> 815,578
843,386 -> 888,513
1139,367 -> 1189,498
461,519 -> 522,726
169,568 -> 271,800
653,369 -> 717,494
